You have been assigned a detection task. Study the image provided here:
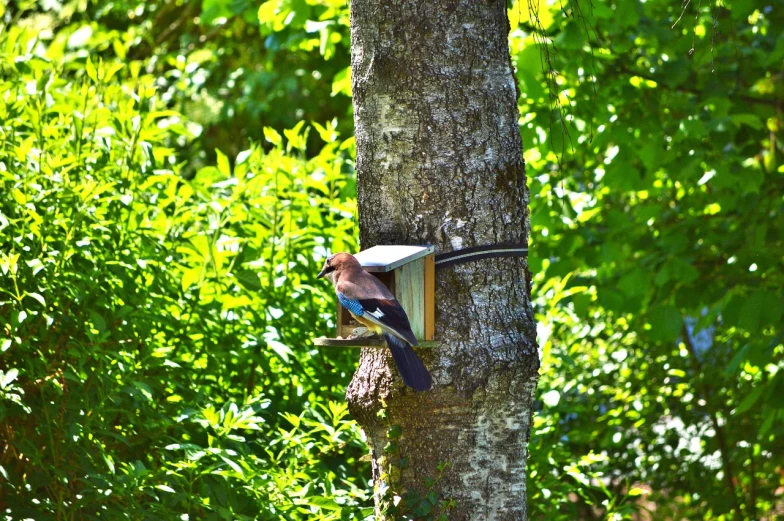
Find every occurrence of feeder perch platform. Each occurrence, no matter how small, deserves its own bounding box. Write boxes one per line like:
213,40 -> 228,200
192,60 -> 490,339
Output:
314,337 -> 439,348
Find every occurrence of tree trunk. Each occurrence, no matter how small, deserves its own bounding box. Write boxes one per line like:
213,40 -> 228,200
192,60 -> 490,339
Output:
346,1 -> 539,520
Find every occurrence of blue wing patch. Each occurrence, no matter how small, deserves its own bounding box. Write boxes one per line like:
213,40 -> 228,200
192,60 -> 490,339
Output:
338,292 -> 364,316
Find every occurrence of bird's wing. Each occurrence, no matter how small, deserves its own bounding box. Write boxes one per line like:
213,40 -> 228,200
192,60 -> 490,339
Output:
337,271 -> 394,300
337,292 -> 418,346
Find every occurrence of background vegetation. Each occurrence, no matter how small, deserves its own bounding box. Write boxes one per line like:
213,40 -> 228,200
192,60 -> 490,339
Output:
0,0 -> 781,519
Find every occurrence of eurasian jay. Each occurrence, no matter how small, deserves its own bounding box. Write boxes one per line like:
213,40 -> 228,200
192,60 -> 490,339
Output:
317,253 -> 432,391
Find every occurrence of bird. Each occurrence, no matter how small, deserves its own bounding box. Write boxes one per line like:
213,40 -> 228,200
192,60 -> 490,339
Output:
317,252 -> 432,391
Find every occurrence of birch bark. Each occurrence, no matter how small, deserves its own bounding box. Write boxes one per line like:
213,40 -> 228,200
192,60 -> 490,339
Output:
346,1 -> 539,519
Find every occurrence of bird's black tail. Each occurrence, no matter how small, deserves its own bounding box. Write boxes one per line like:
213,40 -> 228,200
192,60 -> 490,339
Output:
384,333 -> 432,391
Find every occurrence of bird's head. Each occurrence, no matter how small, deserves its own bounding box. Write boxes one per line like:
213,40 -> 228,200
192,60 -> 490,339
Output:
317,252 -> 361,280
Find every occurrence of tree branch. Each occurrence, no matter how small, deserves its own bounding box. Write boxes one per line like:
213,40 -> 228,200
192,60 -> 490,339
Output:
617,65 -> 777,108
682,324 -> 743,521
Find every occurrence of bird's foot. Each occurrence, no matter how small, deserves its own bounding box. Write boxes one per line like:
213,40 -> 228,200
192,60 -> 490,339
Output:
348,327 -> 377,340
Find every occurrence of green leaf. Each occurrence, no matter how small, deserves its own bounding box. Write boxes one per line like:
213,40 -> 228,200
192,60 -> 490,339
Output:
331,67 -> 352,97
26,292 -> 45,307
258,0 -> 278,24
0,369 -> 19,388
647,306 -> 683,343
193,166 -> 226,188
234,269 -> 262,291
12,189 -> 26,205
264,127 -> 282,147
236,149 -> 252,165
387,425 -> 402,439
554,21 -> 582,49
734,385 -> 765,414
730,114 -> 762,130
737,291 -> 782,332
618,269 -> 650,298
85,57 -> 98,82
190,236 -> 212,259
102,452 -> 115,474
201,0 -> 233,25
182,267 -> 202,292
89,310 -> 107,332
216,149 -> 231,176
220,455 -> 244,476
132,381 -> 153,402
268,340 -> 292,363
615,0 -> 640,27
725,344 -> 750,375
308,497 -> 341,510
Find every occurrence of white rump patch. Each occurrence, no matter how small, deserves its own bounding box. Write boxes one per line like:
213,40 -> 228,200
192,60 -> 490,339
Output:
368,309 -> 385,319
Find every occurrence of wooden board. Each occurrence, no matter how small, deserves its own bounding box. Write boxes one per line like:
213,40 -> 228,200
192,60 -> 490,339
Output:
424,253 -> 435,340
394,258 -> 425,340
354,245 -> 435,273
338,321 -> 358,339
314,337 -> 439,348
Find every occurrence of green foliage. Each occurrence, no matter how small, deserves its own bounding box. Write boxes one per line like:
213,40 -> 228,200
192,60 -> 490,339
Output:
515,0 -> 784,518
6,0 -> 352,167
375,418 -> 455,521
0,24 -> 368,519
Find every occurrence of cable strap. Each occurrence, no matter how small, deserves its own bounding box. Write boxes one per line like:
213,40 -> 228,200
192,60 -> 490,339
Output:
434,243 -> 528,269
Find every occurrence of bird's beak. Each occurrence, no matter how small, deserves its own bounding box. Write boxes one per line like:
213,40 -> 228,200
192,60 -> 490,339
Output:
317,267 -> 330,279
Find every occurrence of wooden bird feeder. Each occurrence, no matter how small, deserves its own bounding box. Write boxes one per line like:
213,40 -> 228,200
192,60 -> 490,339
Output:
314,245 -> 439,348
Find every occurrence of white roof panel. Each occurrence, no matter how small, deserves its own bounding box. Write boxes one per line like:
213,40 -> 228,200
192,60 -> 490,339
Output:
353,245 -> 435,272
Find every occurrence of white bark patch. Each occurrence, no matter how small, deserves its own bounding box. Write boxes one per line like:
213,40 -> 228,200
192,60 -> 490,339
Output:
450,236 -> 463,250
451,375 -> 535,519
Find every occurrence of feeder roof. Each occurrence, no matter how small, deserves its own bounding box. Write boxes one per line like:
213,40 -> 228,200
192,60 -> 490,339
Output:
353,245 -> 435,273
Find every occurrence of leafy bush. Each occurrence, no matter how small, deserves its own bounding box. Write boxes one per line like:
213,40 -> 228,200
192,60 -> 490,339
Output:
518,0 -> 784,518
0,25 -> 369,520
6,0 -> 353,165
